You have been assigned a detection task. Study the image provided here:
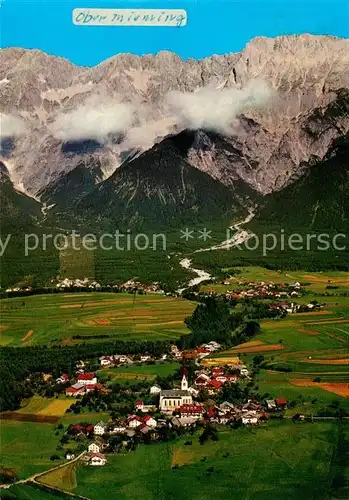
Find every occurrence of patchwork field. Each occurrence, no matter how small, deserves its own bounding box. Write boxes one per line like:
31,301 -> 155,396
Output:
35,421 -> 348,500
0,292 -> 195,346
204,267 -> 349,412
0,396 -> 74,424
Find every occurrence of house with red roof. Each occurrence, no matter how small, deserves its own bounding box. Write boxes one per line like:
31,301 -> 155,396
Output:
66,382 -> 86,397
77,372 -> 97,385
177,405 -> 204,417
128,416 -> 143,428
194,373 -> 210,387
208,379 -> 224,394
212,367 -> 225,378
143,415 -> 157,427
56,374 -> 70,384
89,453 -> 107,466
275,398 -> 288,409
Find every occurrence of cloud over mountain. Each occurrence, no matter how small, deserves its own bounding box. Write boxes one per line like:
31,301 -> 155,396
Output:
49,101 -> 137,143
0,113 -> 28,139
165,80 -> 273,135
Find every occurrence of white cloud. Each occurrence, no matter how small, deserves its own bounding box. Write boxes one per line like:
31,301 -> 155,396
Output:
49,101 -> 136,143
0,113 -> 28,139
165,79 -> 273,135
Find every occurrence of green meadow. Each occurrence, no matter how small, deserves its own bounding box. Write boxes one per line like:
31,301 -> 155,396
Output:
0,292 -> 195,346
98,362 -> 180,385
35,421 -> 348,500
0,421 -> 63,479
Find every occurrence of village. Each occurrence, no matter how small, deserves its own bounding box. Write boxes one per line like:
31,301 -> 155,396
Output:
53,344 -> 289,468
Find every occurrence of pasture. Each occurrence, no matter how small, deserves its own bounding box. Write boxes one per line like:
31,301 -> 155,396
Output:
0,421 -> 62,478
0,292 -> 195,346
99,362 -> 180,385
70,421 -> 344,500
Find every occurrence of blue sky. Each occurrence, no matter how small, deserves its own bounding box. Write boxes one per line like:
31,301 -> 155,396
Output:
1,0 -> 349,66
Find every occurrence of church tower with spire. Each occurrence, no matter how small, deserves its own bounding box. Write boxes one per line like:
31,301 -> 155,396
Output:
181,367 -> 188,391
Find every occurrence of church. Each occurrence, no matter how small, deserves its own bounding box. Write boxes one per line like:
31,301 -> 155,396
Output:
159,368 -> 193,412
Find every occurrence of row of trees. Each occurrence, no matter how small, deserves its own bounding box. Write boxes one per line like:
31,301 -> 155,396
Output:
0,339 -> 169,412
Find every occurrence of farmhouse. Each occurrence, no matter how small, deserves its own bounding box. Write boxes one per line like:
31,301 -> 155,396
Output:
241,413 -> 259,425
128,416 -> 143,428
172,416 -> 197,427
149,384 -> 162,395
276,398 -> 288,409
195,373 -> 211,386
66,382 -> 86,397
140,355 -> 151,362
109,423 -> 127,434
94,421 -> 107,435
266,399 -> 277,411
177,404 -> 204,418
56,374 -> 70,384
89,453 -> 106,466
143,415 -> 157,427
135,401 -> 157,413
77,372 -> 97,385
88,442 -> 101,454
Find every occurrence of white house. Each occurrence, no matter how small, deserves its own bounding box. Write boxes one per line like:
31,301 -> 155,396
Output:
150,384 -> 162,395
143,416 -> 157,428
140,355 -> 151,362
94,421 -> 107,435
77,372 -> 97,386
90,453 -> 107,466
239,368 -> 250,377
188,386 -> 199,397
88,442 -> 101,454
100,356 -> 114,367
109,424 -> 127,434
128,416 -> 143,428
241,412 -> 259,425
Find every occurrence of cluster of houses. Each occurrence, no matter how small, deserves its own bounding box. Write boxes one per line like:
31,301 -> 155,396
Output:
59,372 -> 109,397
204,280 -> 302,300
61,368 -> 289,467
268,301 -> 324,314
193,365 -> 249,393
55,278 -> 102,289
99,352 -> 168,367
120,279 -> 164,294
180,341 -> 222,360
98,342 -> 222,369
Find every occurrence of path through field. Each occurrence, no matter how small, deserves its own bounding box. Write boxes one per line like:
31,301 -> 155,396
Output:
0,451 -> 89,499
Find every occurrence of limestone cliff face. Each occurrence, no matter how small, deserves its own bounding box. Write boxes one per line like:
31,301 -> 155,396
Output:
0,35 -> 348,198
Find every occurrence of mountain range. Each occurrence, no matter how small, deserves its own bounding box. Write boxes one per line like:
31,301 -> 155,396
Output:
0,34 -> 349,242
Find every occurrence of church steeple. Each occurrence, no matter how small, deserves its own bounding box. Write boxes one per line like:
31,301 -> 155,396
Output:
181,367 -> 188,391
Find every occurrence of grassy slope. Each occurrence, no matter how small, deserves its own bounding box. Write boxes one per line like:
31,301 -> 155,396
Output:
0,421 -> 62,478
72,421 -> 343,500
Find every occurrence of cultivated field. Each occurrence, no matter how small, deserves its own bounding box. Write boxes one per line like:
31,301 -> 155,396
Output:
204,267 -> 349,411
0,292 -> 195,346
44,421 -> 346,500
